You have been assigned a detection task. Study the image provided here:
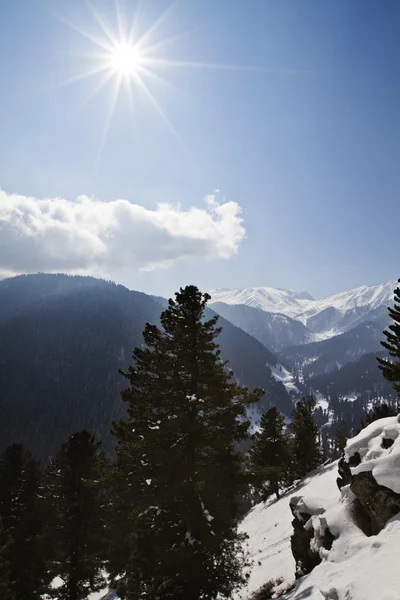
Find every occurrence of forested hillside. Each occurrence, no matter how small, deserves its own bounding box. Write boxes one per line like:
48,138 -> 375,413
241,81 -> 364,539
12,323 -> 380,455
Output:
0,274 -> 289,458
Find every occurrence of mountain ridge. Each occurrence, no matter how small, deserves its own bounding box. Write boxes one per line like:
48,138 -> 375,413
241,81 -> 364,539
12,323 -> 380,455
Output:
210,280 -> 396,341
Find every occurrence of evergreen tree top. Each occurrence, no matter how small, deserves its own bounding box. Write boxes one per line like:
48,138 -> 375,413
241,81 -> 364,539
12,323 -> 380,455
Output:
377,277 -> 400,398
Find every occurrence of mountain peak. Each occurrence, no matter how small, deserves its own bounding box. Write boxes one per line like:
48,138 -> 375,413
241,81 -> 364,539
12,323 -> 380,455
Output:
210,280 -> 396,338
297,291 -> 315,301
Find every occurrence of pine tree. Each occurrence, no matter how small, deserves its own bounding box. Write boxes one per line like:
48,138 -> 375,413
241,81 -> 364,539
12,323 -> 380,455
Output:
360,402 -> 398,430
0,444 -> 49,600
112,285 -> 262,600
290,396 -> 321,477
45,431 -> 107,600
249,407 -> 291,500
377,279 -> 400,404
335,421 -> 348,455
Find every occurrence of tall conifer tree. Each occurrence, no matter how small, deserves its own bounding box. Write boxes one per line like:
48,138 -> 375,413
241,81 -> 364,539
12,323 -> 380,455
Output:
45,431 -> 106,600
335,421 -> 348,455
112,285 -> 262,600
377,279 -> 400,405
0,518 -> 14,600
249,407 -> 291,499
0,444 -> 49,600
290,396 -> 321,477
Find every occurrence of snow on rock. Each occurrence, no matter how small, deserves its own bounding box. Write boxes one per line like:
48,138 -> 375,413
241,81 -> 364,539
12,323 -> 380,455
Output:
283,418 -> 400,599
345,414 -> 400,494
270,364 -> 299,395
288,504 -> 400,600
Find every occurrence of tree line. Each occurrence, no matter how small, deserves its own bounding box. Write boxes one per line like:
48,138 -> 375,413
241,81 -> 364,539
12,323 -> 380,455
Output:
1,282 -> 399,600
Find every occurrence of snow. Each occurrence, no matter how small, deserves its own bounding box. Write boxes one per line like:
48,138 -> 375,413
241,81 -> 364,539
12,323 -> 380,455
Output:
246,404 -> 262,435
210,280 -> 396,337
237,417 -> 400,600
270,364 -> 299,394
314,392 -> 329,412
210,287 -> 313,317
51,417 -> 400,600
235,462 -> 340,598
345,414 -> 400,494
287,500 -> 400,600
342,392 -> 359,403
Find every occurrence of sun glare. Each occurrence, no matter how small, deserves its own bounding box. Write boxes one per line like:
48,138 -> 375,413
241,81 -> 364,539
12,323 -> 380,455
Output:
61,2 -> 269,160
110,43 -> 143,76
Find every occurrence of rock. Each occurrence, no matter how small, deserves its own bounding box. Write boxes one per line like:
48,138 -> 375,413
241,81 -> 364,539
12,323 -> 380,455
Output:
337,451 -> 361,490
289,500 -> 334,578
350,471 -> 400,535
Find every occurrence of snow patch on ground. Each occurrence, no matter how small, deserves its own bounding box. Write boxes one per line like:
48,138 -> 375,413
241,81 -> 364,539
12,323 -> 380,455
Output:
270,364 -> 299,395
314,392 -> 329,412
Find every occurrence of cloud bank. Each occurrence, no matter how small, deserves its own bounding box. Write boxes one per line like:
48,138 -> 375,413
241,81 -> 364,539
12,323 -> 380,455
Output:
0,190 -> 245,277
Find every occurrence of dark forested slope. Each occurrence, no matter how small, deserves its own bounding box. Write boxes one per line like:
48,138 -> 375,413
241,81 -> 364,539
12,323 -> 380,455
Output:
0,274 -> 289,458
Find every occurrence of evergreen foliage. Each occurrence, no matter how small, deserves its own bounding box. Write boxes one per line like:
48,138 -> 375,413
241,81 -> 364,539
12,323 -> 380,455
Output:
290,397 -> 322,477
0,518 -> 14,600
377,278 -> 400,403
249,407 -> 291,499
0,273 -> 285,459
112,285 -> 262,600
0,444 -> 49,600
45,431 -> 107,600
360,402 -> 398,429
335,421 -> 348,455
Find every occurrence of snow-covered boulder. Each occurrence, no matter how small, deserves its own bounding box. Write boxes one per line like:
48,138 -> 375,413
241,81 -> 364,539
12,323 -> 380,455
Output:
341,414 -> 400,534
289,495 -> 334,578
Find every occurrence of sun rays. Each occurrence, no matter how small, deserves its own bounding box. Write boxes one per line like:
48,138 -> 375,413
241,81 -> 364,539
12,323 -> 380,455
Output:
59,1 -> 291,160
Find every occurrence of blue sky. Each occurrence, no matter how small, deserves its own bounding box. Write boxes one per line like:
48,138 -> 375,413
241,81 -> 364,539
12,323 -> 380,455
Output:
0,0 -> 399,299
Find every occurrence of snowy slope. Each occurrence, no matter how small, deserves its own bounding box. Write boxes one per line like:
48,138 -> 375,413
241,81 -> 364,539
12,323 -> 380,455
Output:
270,364 -> 299,395
235,462 -> 339,598
211,281 -> 395,319
237,416 -> 400,600
210,287 -> 313,317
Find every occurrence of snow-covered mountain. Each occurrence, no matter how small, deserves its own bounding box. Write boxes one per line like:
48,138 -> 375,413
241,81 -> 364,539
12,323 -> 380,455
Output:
210,302 -> 314,352
210,287 -> 315,318
210,280 -> 396,342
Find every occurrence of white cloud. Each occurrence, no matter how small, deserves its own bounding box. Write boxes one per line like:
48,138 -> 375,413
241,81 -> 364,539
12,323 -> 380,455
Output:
0,189 -> 245,277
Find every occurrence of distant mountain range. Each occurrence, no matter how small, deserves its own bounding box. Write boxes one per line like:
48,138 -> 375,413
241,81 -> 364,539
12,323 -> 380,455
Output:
210,281 -> 395,339
209,282 -> 395,375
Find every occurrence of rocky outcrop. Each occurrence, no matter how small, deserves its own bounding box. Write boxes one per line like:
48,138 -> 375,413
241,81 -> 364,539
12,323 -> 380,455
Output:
350,470 -> 400,535
338,415 -> 400,536
289,498 -> 334,578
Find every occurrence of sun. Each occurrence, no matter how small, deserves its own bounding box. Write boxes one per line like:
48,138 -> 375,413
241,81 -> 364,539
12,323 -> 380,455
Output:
110,43 -> 143,77
60,2 -> 267,159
